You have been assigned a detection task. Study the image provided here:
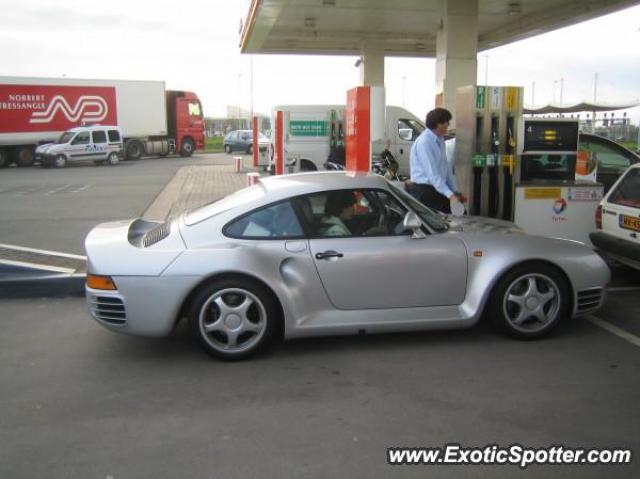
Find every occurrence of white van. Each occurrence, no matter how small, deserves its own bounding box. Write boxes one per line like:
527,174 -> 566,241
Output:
35,125 -> 123,168
270,105 -> 424,175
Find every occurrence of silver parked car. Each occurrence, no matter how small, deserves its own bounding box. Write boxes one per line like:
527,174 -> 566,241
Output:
85,172 -> 610,360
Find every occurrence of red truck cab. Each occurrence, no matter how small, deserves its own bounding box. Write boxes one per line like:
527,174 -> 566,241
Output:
166,90 -> 205,156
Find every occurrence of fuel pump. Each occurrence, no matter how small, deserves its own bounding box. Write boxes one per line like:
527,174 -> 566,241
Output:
454,85 -> 523,219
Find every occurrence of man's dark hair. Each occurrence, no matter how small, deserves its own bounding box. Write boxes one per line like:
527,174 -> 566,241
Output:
425,108 -> 452,130
325,190 -> 356,217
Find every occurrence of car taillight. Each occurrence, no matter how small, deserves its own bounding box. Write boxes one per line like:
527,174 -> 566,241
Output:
595,205 -> 602,229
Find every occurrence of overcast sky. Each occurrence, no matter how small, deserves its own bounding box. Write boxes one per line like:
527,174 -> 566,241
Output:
1,0 -> 639,121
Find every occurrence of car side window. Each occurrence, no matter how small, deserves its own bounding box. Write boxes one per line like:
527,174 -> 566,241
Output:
92,130 -> 107,144
72,131 -> 90,145
608,168 -> 640,208
294,189 -> 410,238
108,130 -> 121,142
225,200 -> 304,239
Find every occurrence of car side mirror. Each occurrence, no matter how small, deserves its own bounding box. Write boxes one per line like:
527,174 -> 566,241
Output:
403,211 -> 426,239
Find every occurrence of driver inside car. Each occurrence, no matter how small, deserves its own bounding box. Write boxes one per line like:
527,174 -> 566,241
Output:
320,191 -> 387,237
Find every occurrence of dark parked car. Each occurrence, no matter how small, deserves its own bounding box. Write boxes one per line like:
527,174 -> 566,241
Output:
224,130 -> 269,154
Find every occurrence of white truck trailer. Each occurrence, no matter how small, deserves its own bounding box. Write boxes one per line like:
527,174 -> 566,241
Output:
0,76 -> 205,167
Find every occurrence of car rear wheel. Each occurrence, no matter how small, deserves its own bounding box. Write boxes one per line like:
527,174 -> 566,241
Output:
188,278 -> 279,360
107,152 -> 120,166
488,263 -> 570,339
55,155 -> 67,168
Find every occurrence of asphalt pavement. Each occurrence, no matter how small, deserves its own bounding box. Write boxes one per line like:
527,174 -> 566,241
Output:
1,294 -> 639,479
0,153 -> 243,255
1,153 -> 639,478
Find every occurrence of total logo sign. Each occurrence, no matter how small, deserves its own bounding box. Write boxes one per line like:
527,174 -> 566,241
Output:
0,84 -> 117,133
552,198 -> 568,222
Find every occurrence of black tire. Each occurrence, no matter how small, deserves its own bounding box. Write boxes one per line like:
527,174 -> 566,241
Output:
14,147 -> 34,167
187,277 -> 280,360
180,138 -> 195,157
54,154 -> 67,168
488,262 -> 571,340
125,140 -> 144,161
224,144 -> 232,154
106,152 -> 120,166
0,149 -> 9,168
247,144 -> 253,155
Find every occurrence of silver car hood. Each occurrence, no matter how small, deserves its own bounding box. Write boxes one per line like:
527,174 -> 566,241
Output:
446,215 -> 524,235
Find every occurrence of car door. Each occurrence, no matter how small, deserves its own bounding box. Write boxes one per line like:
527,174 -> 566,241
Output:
91,130 -> 109,160
296,188 -> 468,310
68,131 -> 91,161
602,167 -> 640,245
579,135 -> 638,192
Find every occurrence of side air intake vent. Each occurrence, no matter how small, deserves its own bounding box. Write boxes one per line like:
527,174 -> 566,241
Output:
143,222 -> 170,247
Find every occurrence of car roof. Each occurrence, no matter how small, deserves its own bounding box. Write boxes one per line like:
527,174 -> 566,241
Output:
68,125 -> 120,132
258,171 -> 389,196
183,172 -> 391,226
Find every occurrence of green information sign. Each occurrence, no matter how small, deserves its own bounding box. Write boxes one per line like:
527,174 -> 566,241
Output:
290,120 -> 329,137
476,86 -> 486,109
471,154 -> 486,167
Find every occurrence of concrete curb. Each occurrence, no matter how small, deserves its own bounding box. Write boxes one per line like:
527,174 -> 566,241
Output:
0,273 -> 86,299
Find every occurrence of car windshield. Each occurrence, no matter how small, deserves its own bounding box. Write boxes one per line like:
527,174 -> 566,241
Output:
387,182 -> 448,232
184,183 -> 266,225
57,132 -> 75,144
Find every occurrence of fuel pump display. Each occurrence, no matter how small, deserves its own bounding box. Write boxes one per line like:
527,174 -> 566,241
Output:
514,118 -> 603,245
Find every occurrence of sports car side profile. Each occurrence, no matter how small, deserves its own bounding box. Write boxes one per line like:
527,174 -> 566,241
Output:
85,172 -> 610,360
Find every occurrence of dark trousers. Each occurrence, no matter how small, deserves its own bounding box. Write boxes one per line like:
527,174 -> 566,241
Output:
408,183 -> 451,213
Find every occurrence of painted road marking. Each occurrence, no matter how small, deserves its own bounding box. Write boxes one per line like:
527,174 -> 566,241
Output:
0,243 -> 86,260
0,259 -> 77,275
587,315 -> 640,348
69,184 -> 91,193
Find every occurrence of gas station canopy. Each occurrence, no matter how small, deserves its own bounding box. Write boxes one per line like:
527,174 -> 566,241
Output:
524,101 -> 640,115
240,0 -> 639,57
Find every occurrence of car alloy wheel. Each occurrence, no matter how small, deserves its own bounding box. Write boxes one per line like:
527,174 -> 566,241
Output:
225,145 -> 232,154
55,155 -> 67,168
107,152 -> 120,166
198,288 -> 268,355
502,273 -> 560,333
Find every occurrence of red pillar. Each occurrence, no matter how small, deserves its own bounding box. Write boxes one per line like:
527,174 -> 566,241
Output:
345,86 -> 371,174
275,110 -> 284,175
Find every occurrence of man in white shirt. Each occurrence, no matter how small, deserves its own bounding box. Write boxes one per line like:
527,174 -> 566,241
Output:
409,108 -> 464,213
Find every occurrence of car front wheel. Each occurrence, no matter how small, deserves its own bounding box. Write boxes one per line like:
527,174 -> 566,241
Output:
488,263 -> 570,339
188,278 -> 279,360
224,144 -> 232,154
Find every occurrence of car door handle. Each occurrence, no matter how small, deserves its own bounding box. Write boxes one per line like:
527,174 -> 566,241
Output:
315,250 -> 344,260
